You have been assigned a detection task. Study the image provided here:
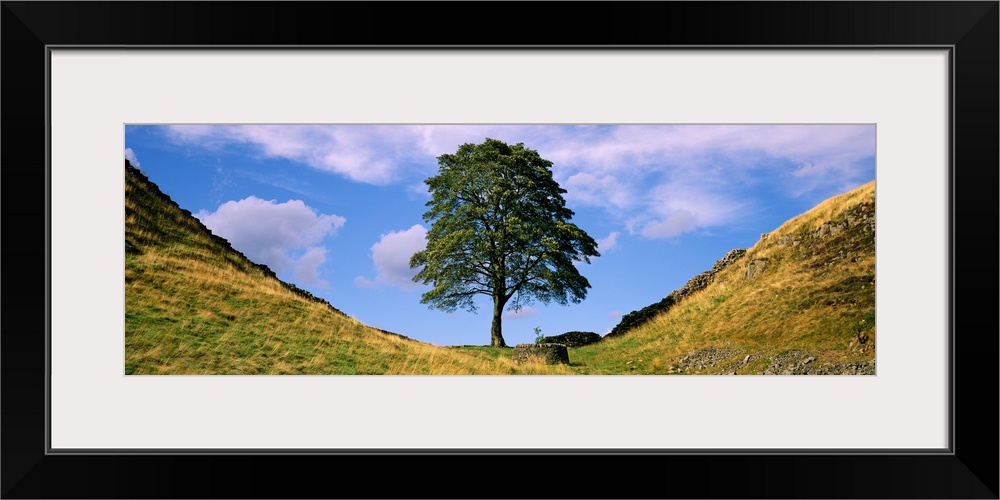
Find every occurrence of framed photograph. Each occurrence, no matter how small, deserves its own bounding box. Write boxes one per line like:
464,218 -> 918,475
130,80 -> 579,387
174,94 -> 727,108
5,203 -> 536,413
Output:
4,2 -> 996,498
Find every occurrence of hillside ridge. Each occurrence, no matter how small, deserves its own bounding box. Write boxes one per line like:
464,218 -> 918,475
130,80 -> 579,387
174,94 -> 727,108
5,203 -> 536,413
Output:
607,182 -> 875,341
570,181 -> 876,374
126,160 -> 353,316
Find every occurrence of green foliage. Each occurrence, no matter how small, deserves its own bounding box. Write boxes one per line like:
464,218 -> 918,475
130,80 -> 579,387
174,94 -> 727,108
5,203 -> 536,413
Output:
534,326 -> 544,344
410,138 -> 600,347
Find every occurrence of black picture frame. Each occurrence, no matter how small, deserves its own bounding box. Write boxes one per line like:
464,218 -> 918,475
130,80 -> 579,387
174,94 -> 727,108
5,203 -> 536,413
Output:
3,2 -> 997,498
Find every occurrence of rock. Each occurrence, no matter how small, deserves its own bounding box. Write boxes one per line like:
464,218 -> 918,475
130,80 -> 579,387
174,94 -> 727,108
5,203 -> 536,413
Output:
541,331 -> 601,347
815,222 -> 847,239
746,259 -> 768,279
512,344 -> 569,365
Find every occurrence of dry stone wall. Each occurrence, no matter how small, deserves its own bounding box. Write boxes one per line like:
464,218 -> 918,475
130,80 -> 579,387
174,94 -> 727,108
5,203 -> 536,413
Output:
541,331 -> 602,347
605,249 -> 747,338
512,344 -> 570,364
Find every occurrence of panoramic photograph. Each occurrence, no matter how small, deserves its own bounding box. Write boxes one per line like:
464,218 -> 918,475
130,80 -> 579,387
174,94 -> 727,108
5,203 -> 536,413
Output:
124,124 -> 876,375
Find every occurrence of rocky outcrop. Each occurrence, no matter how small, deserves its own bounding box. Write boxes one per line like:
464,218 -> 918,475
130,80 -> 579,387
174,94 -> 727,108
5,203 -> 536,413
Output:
605,249 -> 746,338
541,331 -> 601,347
513,344 -> 569,364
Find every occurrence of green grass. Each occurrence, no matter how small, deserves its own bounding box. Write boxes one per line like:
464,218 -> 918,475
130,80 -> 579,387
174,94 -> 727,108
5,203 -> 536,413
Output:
126,158 -> 874,375
565,181 -> 876,374
125,160 -> 569,375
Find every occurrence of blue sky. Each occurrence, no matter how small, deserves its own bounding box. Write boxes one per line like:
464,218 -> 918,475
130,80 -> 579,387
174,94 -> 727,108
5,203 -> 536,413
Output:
125,125 -> 875,346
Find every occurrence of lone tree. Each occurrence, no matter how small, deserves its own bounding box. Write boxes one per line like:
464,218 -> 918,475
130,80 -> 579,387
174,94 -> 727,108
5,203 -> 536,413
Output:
410,138 -> 600,347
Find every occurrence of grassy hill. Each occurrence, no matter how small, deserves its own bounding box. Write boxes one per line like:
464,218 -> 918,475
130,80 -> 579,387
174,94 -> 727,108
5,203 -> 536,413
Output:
570,181 -> 876,374
124,160 -> 570,375
126,157 -> 874,375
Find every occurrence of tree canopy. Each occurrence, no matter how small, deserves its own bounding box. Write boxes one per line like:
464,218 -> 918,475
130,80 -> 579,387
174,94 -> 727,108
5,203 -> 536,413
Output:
410,138 -> 599,347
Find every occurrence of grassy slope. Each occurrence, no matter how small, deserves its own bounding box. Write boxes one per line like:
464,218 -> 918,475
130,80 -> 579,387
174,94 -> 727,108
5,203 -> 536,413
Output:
124,160 -> 570,374
570,181 -> 877,374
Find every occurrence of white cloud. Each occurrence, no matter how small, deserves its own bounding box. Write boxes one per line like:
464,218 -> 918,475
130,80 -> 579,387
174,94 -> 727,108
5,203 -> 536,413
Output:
164,124 -> 539,186
640,211 -> 698,239
195,196 -> 345,282
165,125 -> 874,189
356,224 -> 428,291
547,125 -> 874,237
503,306 -> 539,320
623,180 -> 749,239
169,124 -> 874,238
124,148 -> 140,168
293,247 -> 330,289
353,276 -> 376,288
543,125 -> 874,180
596,231 -> 620,252
564,173 -> 634,210
163,124 -> 576,185
407,182 -> 431,197
167,125 -> 411,184
165,124 -> 872,195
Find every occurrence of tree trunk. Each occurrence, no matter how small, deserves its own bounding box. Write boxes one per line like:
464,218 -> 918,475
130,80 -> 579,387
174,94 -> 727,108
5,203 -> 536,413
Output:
490,296 -> 507,347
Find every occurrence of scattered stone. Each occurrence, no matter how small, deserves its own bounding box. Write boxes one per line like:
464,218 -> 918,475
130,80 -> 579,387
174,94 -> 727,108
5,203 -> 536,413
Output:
759,351 -> 875,375
671,347 -> 741,373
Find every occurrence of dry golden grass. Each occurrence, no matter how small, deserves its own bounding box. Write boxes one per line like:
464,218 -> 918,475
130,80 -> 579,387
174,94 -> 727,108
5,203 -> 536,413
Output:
125,161 -> 566,375
572,181 -> 876,374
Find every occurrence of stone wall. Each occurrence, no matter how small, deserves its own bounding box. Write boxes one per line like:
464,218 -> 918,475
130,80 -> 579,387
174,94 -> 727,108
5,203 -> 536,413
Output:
541,331 -> 602,347
512,344 -> 570,364
605,248 -> 747,338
